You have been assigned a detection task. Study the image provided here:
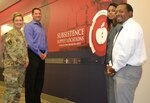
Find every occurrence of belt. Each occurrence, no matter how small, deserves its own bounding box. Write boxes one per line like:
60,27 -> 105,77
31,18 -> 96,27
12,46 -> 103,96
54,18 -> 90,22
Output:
126,64 -> 132,66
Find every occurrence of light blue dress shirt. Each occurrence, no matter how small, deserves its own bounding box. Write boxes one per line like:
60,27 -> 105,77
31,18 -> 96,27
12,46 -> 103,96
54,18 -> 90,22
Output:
24,20 -> 48,56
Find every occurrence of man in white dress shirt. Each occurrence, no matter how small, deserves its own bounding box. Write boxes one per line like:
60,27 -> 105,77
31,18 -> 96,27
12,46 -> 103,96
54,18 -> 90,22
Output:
106,3 -> 147,103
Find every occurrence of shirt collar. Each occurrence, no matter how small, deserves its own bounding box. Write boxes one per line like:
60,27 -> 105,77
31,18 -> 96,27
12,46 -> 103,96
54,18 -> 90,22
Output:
122,18 -> 133,27
32,20 -> 41,25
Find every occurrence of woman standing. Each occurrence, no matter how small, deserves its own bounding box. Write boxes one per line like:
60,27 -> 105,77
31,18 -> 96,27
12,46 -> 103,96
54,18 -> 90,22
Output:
3,12 -> 29,103
105,3 -> 121,103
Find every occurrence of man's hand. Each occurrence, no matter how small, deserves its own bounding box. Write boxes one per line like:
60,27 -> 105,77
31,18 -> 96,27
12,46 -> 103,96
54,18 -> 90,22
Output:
106,65 -> 116,77
40,53 -> 47,60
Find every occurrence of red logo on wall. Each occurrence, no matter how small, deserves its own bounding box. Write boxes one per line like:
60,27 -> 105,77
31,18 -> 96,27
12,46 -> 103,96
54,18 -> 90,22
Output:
89,10 -> 107,56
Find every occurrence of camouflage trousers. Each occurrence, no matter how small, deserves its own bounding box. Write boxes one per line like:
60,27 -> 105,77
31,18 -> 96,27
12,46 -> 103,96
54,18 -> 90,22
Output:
2,66 -> 25,103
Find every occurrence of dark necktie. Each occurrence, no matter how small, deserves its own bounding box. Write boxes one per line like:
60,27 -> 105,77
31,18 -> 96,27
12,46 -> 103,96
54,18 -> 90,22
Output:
113,26 -> 123,46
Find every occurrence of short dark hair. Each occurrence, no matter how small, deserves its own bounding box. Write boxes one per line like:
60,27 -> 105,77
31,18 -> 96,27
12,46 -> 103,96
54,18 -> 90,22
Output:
119,3 -> 133,17
119,3 -> 133,12
32,8 -> 41,14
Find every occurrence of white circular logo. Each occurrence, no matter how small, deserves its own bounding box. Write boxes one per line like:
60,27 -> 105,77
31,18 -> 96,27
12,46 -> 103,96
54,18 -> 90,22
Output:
89,10 -> 107,56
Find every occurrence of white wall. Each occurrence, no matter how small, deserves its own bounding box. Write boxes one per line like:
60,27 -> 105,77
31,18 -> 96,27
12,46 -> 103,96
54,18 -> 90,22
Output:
127,1 -> 150,103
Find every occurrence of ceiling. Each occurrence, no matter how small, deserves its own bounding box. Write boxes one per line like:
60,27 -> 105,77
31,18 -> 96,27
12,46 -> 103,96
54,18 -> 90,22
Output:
0,0 -> 20,12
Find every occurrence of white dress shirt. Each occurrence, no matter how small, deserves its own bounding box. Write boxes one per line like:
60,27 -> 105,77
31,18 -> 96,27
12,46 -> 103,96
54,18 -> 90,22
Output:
112,18 -> 147,72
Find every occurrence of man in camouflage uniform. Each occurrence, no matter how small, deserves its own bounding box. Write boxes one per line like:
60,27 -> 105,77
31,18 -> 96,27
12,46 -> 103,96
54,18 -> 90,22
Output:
2,13 -> 29,103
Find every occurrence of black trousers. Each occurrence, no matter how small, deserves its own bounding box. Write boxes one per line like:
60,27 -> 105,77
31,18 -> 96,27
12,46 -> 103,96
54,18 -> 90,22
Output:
25,49 -> 45,103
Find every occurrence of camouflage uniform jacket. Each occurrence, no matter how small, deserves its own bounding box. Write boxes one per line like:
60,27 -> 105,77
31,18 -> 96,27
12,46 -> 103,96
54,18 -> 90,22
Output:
3,29 -> 29,68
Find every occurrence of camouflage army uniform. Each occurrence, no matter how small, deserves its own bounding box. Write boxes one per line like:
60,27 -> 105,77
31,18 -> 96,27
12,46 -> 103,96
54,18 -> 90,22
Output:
2,29 -> 29,103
